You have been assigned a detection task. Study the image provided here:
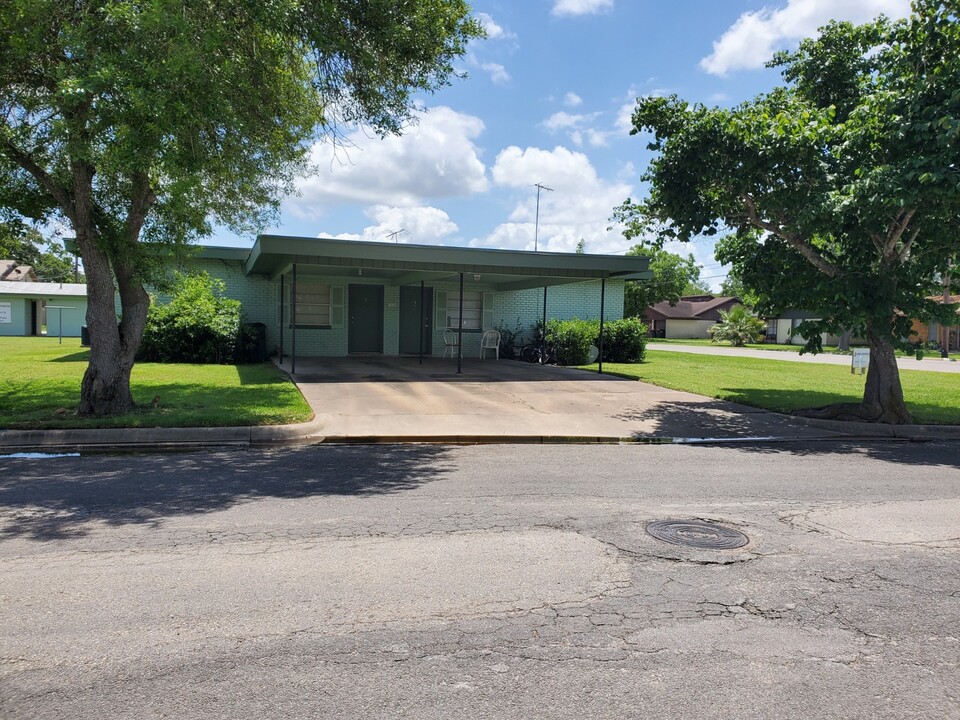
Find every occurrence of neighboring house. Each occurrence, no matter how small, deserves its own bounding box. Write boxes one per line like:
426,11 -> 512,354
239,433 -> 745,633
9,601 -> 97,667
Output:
0,281 -> 87,337
645,294 -> 741,339
161,236 -> 650,361
0,260 -> 38,282
761,309 -> 831,345
910,294 -> 960,350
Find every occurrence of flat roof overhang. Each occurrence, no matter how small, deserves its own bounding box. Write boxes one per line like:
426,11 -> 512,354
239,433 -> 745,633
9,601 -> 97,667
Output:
241,235 -> 651,291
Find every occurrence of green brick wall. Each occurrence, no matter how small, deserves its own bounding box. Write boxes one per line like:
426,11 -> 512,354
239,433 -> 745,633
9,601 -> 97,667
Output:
171,260 -> 626,359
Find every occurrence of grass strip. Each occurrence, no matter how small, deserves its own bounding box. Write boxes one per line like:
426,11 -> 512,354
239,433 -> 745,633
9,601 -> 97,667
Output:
0,338 -> 313,430
579,350 -> 960,425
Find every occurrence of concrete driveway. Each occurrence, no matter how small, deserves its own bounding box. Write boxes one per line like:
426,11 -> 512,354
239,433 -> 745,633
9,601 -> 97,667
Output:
279,356 -> 836,441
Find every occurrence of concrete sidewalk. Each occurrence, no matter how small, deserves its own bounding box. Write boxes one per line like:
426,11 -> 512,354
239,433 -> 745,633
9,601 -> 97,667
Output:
648,342 -> 960,373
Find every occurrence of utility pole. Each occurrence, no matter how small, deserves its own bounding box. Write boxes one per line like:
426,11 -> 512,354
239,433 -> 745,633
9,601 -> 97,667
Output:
943,258 -> 953,358
533,182 -> 553,252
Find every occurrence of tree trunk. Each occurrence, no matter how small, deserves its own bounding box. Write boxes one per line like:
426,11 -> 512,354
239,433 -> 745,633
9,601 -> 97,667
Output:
837,329 -> 852,352
794,318 -> 912,424
76,236 -> 150,416
859,321 -> 912,424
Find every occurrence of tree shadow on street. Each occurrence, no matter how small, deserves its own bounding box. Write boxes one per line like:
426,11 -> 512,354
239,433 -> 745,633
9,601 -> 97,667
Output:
0,445 -> 454,542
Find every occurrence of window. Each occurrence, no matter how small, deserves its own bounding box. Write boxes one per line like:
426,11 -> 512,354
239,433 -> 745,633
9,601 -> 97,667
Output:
765,318 -> 777,341
447,291 -> 483,331
288,280 -> 331,327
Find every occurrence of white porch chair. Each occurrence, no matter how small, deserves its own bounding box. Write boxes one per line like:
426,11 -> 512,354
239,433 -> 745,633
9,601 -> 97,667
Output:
480,329 -> 501,359
442,328 -> 462,358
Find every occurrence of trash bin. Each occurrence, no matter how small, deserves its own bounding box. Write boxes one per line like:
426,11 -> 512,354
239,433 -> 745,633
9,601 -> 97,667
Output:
240,322 -> 268,362
80,325 -> 90,346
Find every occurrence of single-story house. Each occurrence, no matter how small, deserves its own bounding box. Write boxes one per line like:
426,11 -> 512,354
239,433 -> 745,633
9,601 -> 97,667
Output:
168,236 -> 650,364
910,294 -> 960,350
0,281 -> 88,337
645,294 -> 741,339
0,260 -> 38,282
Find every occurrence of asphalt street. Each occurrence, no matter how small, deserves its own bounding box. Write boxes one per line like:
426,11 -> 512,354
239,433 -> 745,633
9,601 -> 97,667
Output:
2,441 -> 959,719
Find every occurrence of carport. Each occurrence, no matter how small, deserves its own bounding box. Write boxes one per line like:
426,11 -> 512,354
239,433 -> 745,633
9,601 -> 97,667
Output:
243,236 -> 651,374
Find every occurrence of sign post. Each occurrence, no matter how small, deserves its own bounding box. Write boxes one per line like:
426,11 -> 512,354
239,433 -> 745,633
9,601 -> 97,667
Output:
45,305 -> 74,345
851,348 -> 870,375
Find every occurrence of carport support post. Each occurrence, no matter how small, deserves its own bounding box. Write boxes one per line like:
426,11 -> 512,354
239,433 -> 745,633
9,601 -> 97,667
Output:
419,280 -> 425,365
279,274 -> 284,365
598,278 -> 605,375
457,272 -> 464,374
542,286 -> 547,343
291,264 -> 297,375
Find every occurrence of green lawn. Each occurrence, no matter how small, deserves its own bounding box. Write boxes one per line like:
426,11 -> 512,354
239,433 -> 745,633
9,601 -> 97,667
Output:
0,337 -> 313,430
581,350 -> 960,425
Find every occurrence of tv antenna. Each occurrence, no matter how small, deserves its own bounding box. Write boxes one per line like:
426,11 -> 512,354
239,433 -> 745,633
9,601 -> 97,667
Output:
533,183 -> 554,252
386,228 -> 409,244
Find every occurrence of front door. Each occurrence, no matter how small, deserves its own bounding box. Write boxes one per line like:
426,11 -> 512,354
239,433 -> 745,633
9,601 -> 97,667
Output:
399,286 -> 433,355
348,284 -> 384,353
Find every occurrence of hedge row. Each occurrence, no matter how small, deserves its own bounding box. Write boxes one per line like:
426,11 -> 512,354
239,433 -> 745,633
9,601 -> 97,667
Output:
544,316 -> 648,365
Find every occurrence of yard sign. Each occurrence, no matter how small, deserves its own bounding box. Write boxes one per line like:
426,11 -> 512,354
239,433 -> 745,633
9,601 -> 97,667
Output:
851,348 -> 870,375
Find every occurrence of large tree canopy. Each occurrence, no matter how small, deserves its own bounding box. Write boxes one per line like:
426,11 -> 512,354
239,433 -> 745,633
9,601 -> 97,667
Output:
614,0 -> 960,424
0,0 -> 481,415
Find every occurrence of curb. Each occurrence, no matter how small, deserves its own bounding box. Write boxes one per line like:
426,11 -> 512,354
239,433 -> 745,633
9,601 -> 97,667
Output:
2,419 -> 958,454
0,417 -> 325,453
788,416 -> 960,440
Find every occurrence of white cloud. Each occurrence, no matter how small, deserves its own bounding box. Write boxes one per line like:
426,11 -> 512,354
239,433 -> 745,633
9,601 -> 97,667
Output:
477,145 -> 633,253
613,101 -> 635,135
480,62 -> 511,85
700,0 -> 912,76
321,205 -> 458,245
563,92 -> 583,108
290,106 -> 488,215
551,0 -> 614,17
542,111 -> 593,132
543,89 -> 642,147
476,12 -> 517,42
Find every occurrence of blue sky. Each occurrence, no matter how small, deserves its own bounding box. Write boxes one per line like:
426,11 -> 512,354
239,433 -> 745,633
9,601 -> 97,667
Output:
215,0 -> 912,290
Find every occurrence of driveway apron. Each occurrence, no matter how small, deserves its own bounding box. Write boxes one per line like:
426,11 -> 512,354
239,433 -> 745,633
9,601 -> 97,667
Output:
281,356 -> 836,441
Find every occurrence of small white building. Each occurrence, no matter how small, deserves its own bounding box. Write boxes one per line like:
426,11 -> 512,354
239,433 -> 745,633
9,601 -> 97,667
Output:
0,281 -> 88,337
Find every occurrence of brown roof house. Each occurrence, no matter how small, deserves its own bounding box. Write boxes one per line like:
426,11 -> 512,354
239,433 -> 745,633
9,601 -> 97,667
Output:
0,260 -> 38,282
910,294 -> 960,351
645,294 -> 742,339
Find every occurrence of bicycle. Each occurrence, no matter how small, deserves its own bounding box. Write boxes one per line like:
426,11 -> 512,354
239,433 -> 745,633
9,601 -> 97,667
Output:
519,338 -> 557,365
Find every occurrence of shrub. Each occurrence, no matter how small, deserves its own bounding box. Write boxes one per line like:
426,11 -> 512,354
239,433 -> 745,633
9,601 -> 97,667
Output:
545,318 -> 595,365
494,318 -> 525,360
598,317 -> 648,362
710,306 -> 765,347
138,272 -> 242,363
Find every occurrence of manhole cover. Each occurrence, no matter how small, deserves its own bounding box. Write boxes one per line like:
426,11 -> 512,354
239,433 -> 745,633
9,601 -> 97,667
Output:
645,520 -> 749,550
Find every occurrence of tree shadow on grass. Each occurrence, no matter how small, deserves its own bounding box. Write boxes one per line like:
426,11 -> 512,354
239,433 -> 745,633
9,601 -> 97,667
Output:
719,387 -> 957,426
47,350 -> 90,363
615,396 -> 960,471
0,445 -> 454,542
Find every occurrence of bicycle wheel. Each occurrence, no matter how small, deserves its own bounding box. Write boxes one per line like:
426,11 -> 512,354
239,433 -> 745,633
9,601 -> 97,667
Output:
519,344 -> 537,363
